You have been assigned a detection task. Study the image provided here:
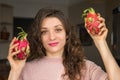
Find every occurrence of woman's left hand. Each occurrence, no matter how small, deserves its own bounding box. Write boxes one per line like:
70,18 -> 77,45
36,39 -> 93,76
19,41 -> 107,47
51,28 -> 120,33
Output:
85,16 -> 108,44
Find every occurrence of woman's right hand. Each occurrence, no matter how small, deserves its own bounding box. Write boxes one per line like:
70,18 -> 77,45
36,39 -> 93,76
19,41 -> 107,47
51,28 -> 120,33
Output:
7,37 -> 27,71
8,37 -> 30,80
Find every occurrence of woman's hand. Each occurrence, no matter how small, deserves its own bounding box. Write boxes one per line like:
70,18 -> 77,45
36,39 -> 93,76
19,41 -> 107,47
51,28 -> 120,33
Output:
85,16 -> 108,45
85,15 -> 120,80
8,37 -> 30,80
7,37 -> 27,71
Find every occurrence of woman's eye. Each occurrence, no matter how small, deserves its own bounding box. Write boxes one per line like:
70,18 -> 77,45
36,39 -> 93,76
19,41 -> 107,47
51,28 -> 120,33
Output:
55,29 -> 62,32
41,30 -> 47,35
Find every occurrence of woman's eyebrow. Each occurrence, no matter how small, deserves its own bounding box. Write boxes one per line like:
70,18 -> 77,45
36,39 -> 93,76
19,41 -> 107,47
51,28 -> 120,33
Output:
55,24 -> 63,27
41,27 -> 47,30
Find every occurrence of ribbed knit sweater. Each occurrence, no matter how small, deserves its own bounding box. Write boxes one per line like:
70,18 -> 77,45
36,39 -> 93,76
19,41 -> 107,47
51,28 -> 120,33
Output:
19,57 -> 108,80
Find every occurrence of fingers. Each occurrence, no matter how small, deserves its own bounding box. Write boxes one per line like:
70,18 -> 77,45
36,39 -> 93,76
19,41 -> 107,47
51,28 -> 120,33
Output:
98,26 -> 108,35
97,13 -> 105,23
97,13 -> 101,17
98,20 -> 106,29
97,16 -> 108,35
8,37 -> 19,60
9,38 -> 19,54
99,17 -> 105,23
9,37 -> 17,47
8,50 -> 20,59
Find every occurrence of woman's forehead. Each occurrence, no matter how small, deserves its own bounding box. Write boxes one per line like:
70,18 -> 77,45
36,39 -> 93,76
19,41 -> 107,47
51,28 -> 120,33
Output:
41,17 -> 64,28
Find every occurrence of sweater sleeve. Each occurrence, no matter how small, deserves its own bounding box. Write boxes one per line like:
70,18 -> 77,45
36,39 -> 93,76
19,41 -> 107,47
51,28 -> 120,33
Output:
85,60 -> 108,80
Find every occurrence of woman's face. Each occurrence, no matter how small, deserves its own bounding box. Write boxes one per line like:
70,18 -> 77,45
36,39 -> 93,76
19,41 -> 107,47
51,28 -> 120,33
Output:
41,17 -> 67,57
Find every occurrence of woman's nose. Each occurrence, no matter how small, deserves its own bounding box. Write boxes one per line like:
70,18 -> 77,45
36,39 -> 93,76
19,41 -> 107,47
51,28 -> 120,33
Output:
49,31 -> 56,40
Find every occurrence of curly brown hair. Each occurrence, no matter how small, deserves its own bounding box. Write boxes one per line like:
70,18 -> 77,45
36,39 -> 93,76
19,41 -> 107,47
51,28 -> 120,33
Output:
27,7 -> 85,80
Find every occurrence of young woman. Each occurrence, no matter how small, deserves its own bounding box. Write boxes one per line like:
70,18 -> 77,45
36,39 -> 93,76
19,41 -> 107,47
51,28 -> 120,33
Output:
8,7 -> 120,80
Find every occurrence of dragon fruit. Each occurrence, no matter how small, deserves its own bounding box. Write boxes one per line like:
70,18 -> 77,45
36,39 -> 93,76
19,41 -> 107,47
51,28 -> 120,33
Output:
82,7 -> 100,35
13,27 -> 30,60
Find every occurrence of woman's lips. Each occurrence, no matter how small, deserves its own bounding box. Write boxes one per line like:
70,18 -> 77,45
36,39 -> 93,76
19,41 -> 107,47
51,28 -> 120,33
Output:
48,42 -> 59,47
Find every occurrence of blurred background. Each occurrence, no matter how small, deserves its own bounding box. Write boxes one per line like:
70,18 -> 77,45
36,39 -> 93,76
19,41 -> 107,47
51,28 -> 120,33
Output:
0,0 -> 120,79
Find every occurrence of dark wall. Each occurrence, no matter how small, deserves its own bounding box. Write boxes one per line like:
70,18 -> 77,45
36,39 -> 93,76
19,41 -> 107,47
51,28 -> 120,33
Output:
13,17 -> 33,37
112,6 -> 120,66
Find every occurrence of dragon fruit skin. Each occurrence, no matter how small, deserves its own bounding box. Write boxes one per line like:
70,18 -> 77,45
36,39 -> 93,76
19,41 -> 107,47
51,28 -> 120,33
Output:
13,39 -> 29,60
82,8 -> 100,35
13,27 -> 30,60
14,39 -> 28,51
86,13 -> 98,25
89,21 -> 100,34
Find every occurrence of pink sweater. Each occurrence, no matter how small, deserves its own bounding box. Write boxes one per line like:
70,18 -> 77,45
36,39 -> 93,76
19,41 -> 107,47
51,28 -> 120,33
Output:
19,57 -> 108,80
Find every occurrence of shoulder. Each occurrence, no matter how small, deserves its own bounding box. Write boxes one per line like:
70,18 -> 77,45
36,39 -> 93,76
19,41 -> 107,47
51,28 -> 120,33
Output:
82,59 -> 108,80
84,59 -> 104,72
84,59 -> 99,68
